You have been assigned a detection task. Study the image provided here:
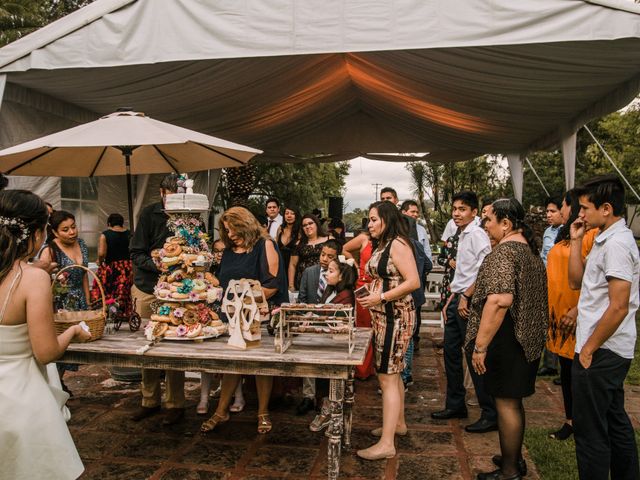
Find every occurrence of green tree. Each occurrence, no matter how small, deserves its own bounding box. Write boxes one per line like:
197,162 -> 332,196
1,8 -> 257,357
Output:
215,161 -> 350,219
0,0 -> 93,47
342,208 -> 368,232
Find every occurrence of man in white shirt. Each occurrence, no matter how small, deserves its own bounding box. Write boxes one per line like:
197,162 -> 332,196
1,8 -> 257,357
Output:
568,174 -> 639,480
264,197 -> 283,240
432,191 -> 497,433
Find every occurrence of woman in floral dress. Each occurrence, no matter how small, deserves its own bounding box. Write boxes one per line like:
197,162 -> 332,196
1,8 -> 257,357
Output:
40,210 -> 90,393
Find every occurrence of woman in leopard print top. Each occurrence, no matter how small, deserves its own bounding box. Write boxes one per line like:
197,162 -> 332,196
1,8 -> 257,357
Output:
466,198 -> 548,480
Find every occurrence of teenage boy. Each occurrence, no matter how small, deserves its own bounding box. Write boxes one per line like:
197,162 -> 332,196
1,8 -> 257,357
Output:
380,187 -> 399,205
297,240 -> 342,415
265,197 -> 282,239
538,195 -> 564,377
568,174 -> 639,480
130,174 -> 186,425
432,191 -> 497,433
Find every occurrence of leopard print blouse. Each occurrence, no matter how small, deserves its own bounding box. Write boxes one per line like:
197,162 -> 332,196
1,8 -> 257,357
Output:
465,241 -> 548,362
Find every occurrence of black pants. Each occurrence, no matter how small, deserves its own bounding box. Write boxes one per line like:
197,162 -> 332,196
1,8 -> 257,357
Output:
444,294 -> 496,421
572,348 -> 640,480
558,356 -> 573,420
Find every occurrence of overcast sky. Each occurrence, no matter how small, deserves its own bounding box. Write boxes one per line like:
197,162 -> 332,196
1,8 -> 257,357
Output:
343,157 -> 415,212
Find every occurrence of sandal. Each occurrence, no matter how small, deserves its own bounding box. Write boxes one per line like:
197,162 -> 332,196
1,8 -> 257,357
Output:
229,399 -> 245,413
196,399 -> 209,415
200,412 -> 230,433
257,413 -> 272,434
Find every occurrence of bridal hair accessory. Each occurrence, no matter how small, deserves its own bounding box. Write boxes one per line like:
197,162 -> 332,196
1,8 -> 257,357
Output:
338,255 -> 355,267
0,216 -> 29,244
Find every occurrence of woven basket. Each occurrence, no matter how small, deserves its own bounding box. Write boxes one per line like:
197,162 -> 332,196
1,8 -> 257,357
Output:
52,265 -> 106,342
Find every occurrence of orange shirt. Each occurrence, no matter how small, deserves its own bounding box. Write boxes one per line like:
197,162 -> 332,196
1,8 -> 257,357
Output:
546,228 -> 597,359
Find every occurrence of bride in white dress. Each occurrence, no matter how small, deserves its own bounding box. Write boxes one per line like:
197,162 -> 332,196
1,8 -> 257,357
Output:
0,190 -> 91,480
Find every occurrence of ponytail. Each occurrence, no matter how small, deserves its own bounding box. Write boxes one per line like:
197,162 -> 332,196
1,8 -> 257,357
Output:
491,198 -> 538,255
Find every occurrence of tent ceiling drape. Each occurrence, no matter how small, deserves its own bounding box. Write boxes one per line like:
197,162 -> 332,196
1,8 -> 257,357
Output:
1,0 -> 640,168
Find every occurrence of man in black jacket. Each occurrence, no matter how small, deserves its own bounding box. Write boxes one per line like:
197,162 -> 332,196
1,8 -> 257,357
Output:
130,174 -> 186,425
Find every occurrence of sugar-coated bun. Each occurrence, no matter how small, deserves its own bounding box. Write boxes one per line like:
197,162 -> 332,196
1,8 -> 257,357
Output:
150,314 -> 171,323
186,323 -> 203,338
171,292 -> 189,299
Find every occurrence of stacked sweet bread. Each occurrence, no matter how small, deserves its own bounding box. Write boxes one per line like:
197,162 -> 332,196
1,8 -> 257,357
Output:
145,181 -> 225,340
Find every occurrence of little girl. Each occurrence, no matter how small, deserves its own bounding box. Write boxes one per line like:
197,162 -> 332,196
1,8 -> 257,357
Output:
309,256 -> 358,432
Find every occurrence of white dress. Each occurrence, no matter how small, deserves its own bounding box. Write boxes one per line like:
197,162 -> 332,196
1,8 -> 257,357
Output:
0,271 -> 84,480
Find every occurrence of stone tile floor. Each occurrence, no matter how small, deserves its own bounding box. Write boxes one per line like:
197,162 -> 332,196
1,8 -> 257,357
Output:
65,323 -> 640,479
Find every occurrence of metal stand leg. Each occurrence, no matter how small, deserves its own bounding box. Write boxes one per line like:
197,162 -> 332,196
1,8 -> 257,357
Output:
327,378 -> 345,480
343,368 -> 355,448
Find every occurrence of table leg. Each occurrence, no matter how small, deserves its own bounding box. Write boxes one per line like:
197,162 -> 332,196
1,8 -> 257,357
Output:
327,378 -> 345,480
343,368 -> 355,448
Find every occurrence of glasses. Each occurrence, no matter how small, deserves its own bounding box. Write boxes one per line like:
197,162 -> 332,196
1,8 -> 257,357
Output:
302,222 -> 315,227
213,249 -> 224,254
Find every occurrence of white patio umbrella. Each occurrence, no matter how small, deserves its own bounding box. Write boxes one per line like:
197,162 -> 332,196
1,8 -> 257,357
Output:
0,110 -> 262,225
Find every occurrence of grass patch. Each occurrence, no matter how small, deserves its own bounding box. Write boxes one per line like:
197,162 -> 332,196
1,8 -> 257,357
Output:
524,428 -> 640,479
626,314 -> 640,385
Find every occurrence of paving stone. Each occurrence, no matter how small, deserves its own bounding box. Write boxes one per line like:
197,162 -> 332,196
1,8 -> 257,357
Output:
179,440 -> 246,469
396,454 -> 461,480
396,430 -> 456,454
245,445 -> 317,476
73,430 -> 127,461
79,462 -> 158,480
112,433 -> 189,461
159,469 -> 230,480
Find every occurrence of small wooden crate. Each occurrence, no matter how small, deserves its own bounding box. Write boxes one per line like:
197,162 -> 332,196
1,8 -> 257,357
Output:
275,303 -> 355,354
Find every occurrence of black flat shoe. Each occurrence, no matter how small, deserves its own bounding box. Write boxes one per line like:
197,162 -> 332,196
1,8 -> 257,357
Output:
131,405 -> 161,422
537,367 -> 558,376
491,455 -> 527,476
552,377 -> 562,386
162,408 -> 185,426
549,422 -> 573,440
477,468 -> 521,480
296,397 -> 315,416
465,418 -> 498,433
431,408 -> 468,420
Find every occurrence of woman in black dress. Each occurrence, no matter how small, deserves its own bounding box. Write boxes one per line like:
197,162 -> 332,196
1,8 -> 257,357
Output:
93,213 -> 133,316
288,214 -> 330,290
276,206 -> 301,274
201,207 -> 288,435
466,199 -> 547,480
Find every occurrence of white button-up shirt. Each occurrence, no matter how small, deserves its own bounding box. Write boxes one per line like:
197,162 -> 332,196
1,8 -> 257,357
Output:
449,221 -> 491,294
540,225 -> 561,266
576,219 -> 639,359
441,216 -> 480,242
266,213 -> 283,240
416,223 -> 433,262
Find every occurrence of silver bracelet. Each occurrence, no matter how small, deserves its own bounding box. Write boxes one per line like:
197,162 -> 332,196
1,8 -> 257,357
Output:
473,344 -> 487,354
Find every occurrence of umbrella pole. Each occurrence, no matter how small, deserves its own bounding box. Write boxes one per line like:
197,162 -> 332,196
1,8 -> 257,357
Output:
124,150 -> 135,230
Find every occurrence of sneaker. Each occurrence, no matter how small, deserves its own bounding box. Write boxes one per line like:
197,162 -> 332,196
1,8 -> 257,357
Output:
309,411 -> 331,432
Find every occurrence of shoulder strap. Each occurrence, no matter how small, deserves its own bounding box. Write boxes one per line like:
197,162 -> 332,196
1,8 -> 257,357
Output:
0,268 -> 23,324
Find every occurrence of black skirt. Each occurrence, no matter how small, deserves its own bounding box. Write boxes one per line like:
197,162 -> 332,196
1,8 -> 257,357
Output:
484,312 -> 538,399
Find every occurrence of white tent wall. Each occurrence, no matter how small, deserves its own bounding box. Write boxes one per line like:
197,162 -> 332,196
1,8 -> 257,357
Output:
1,0 -> 640,200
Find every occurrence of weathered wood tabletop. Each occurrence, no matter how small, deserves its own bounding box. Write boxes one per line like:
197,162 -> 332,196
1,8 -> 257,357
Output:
62,326 -> 373,480
63,326 -> 372,379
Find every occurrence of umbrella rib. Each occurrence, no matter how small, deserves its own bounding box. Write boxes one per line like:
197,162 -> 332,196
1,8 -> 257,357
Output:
6,147 -> 58,174
89,146 -> 108,177
152,146 -> 179,173
193,143 -> 246,166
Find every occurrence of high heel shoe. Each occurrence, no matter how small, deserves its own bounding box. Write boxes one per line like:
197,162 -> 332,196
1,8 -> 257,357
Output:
257,413 -> 272,434
356,445 -> 396,460
200,412 -> 229,433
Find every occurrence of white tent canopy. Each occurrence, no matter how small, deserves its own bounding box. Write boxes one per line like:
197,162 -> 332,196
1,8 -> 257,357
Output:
1,0 -> 640,199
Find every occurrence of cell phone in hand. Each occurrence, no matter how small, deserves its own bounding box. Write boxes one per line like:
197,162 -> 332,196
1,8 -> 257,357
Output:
354,285 -> 369,298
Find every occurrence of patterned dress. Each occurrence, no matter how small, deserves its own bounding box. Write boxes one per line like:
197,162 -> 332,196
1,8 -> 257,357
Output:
91,230 -> 133,316
293,242 -> 325,289
366,240 -> 416,374
436,229 -> 460,311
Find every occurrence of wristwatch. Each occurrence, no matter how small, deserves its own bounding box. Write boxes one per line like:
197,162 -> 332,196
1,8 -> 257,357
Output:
380,292 -> 388,305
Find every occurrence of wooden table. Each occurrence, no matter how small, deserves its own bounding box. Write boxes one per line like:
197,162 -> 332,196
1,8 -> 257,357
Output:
62,326 -> 373,480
